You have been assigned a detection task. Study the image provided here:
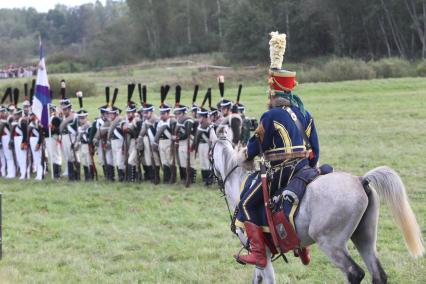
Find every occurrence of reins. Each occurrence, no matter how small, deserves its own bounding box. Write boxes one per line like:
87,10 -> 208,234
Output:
210,137 -> 240,234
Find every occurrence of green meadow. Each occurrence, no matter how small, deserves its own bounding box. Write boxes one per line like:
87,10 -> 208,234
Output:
0,76 -> 425,283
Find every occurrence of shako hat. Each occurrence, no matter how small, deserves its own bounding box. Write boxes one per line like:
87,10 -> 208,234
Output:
159,85 -> 171,113
208,89 -> 218,116
268,31 -> 296,93
191,85 -> 199,112
22,81 -> 32,108
106,88 -> 121,114
231,84 -> 243,113
217,75 -> 232,108
173,85 -> 187,114
126,83 -> 137,113
197,88 -> 211,117
139,84 -> 154,112
59,79 -> 72,108
12,88 -> 23,115
76,91 -> 88,117
99,86 -> 110,114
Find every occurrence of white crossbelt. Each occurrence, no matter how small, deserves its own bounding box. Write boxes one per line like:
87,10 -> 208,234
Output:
15,127 -> 23,136
163,129 -> 172,139
67,124 -> 77,135
113,128 -> 124,140
148,129 -> 155,143
32,128 -> 40,137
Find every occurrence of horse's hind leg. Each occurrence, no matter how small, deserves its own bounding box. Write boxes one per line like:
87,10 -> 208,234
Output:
316,239 -> 365,284
351,190 -> 388,284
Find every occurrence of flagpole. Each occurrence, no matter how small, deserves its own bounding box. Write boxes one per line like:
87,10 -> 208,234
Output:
47,103 -> 54,180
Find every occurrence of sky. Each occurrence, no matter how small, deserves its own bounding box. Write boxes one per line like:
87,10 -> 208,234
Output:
0,0 -> 107,12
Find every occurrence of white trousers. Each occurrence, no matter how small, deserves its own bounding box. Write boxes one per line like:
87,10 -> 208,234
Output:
30,137 -> 43,180
1,135 -> 15,178
98,143 -> 105,166
14,136 -> 27,179
178,138 -> 195,168
105,148 -> 113,165
62,134 -> 79,163
127,139 -> 137,166
0,145 -> 6,177
46,137 -> 62,165
159,139 -> 172,166
198,143 -> 211,170
142,136 -> 160,166
111,139 -> 125,170
80,144 -> 92,167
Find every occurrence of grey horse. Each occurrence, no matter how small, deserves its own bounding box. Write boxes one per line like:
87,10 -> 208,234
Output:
210,138 -> 424,284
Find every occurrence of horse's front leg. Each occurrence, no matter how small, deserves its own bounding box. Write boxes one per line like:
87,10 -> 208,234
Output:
252,249 -> 275,284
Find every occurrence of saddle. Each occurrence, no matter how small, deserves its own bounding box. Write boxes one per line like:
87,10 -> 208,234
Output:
267,164 -> 333,255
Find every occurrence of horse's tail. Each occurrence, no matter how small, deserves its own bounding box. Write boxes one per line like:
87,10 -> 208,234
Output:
363,166 -> 424,258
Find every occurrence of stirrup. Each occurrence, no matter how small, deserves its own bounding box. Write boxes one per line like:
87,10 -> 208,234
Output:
234,246 -> 247,265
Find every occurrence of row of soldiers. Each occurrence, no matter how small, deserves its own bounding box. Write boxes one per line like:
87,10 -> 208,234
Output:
0,78 -> 257,187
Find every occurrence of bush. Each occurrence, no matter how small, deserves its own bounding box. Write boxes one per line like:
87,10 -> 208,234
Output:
298,67 -> 328,83
416,60 -> 426,76
48,76 -> 97,98
298,57 -> 376,82
48,61 -> 90,74
369,58 -> 413,78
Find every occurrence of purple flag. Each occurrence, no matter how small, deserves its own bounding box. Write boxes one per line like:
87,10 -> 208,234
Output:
32,42 -> 52,129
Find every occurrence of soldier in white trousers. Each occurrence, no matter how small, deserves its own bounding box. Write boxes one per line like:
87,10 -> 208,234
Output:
137,101 -> 160,184
28,112 -> 44,180
46,105 -> 62,178
75,91 -> 94,181
194,106 -> 216,186
153,101 -> 175,184
59,99 -> 80,181
173,97 -> 196,185
1,107 -> 16,178
107,105 -> 125,182
124,99 -> 140,182
0,106 -> 8,177
89,106 -> 107,177
12,105 -> 29,180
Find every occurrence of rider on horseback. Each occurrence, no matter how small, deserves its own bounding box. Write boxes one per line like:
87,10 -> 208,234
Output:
234,32 -> 320,268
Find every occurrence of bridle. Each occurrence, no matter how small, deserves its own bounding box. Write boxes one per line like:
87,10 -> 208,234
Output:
209,137 -> 240,234
209,137 -> 239,194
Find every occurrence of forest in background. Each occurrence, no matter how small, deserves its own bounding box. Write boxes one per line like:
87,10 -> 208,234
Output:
1,0 -> 425,71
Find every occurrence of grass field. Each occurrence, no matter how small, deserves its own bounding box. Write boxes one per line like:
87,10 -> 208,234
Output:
0,76 -> 425,283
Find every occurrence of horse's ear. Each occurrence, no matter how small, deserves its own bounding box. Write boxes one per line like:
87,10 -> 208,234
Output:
216,125 -> 228,139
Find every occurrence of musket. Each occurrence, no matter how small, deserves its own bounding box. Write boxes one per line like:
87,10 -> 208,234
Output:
69,131 -> 80,176
185,129 -> 191,188
40,137 -> 46,179
26,122 -> 33,179
89,144 -> 98,181
170,122 -> 178,184
145,127 -> 160,184
9,124 -> 19,177
100,127 -> 108,171
185,121 -> 191,187
135,125 -> 143,182
123,125 -> 129,181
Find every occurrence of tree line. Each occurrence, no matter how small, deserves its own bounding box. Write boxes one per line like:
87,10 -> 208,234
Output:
0,0 -> 425,69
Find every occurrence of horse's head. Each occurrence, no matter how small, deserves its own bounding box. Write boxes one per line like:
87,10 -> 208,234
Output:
210,137 -> 246,209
